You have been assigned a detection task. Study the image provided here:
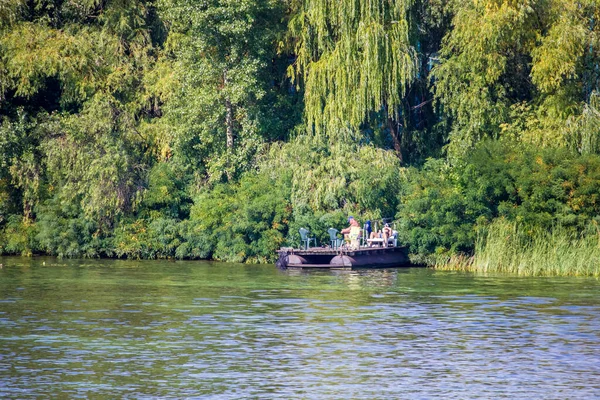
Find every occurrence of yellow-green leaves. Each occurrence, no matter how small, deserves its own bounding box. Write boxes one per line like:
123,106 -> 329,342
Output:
0,0 -> 26,29
433,0 -> 540,157
434,0 -> 600,156
290,0 -> 417,139
262,137 -> 402,217
531,14 -> 586,93
1,23 -> 102,101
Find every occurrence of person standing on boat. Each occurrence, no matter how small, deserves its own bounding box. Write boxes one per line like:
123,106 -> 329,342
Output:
341,216 -> 361,249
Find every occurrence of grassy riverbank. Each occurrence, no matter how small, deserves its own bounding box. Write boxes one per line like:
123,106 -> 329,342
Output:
435,220 -> 600,277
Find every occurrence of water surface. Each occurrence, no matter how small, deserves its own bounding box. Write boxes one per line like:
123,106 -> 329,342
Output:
1,257 -> 599,398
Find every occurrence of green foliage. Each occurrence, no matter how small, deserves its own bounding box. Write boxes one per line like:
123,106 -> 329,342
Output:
0,1 -> 162,106
0,0 -> 166,227
399,141 -> 600,256
0,110 -> 45,221
0,215 -> 37,256
35,198 -> 105,258
566,92 -> 600,155
257,137 -> 403,246
112,217 -> 182,259
3,0 -> 600,271
109,137 -> 404,261
187,170 -> 292,263
0,0 -> 168,257
136,162 -> 191,219
264,137 -> 403,217
433,0 -> 600,157
43,99 -> 139,229
289,0 -> 417,139
158,0 -> 293,182
432,0 -> 539,157
397,158 -> 493,255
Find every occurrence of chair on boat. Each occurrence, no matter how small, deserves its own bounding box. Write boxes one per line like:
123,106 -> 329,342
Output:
388,230 -> 398,247
299,228 -> 317,250
362,221 -> 371,247
327,228 -> 344,249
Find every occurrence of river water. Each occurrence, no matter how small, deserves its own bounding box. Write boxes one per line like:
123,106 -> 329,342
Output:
0,257 -> 599,399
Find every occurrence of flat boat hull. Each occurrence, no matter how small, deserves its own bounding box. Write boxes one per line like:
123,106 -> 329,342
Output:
276,246 -> 409,269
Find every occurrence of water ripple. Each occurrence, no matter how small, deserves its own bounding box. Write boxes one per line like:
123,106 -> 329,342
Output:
0,260 -> 599,399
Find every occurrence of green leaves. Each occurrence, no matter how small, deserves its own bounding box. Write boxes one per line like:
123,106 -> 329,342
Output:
289,0 -> 418,138
3,0 -> 600,265
432,0 -> 537,157
263,137 -> 402,217
187,170 -> 292,262
433,0 -> 600,157
158,0 -> 289,182
399,141 -> 600,257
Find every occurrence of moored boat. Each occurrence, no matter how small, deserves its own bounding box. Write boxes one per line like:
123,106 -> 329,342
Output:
276,245 -> 410,269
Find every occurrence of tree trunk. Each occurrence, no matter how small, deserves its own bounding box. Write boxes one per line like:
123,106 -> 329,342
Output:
23,202 -> 32,224
225,96 -> 234,149
224,71 -> 234,149
388,117 -> 403,163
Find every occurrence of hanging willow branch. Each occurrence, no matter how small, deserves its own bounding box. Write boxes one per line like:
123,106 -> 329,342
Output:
289,0 -> 418,138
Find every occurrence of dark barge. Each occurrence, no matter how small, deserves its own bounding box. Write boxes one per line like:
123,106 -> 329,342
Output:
276,245 -> 410,270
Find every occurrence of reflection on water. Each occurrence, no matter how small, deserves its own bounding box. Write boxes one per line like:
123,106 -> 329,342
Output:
1,257 -> 599,398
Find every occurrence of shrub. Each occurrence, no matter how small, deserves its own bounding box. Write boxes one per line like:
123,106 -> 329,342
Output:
398,141 -> 600,257
187,171 -> 292,263
35,204 -> 106,258
0,215 -> 38,256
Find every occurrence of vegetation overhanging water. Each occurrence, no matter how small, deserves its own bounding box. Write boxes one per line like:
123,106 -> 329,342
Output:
1,0 -> 600,277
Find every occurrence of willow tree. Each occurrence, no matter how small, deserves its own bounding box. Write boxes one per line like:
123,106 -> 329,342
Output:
289,0 -> 418,157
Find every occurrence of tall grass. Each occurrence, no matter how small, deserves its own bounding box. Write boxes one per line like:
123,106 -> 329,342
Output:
436,219 -> 600,277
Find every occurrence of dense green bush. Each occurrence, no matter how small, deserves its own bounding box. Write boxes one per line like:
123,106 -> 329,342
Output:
35,199 -> 106,258
136,163 -> 192,220
111,217 -> 182,259
397,159 -> 493,256
0,215 -> 37,256
398,142 -> 600,257
187,171 -> 292,263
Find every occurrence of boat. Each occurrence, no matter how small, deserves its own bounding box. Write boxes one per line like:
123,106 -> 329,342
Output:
275,245 -> 410,270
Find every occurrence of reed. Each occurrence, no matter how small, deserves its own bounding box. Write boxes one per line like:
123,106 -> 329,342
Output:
435,219 -> 600,277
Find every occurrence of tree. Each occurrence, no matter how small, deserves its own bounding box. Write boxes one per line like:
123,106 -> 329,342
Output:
158,0 -> 291,182
0,0 -> 166,231
529,0 -> 600,148
433,0 -> 600,157
288,0 -> 418,158
432,0 -> 541,158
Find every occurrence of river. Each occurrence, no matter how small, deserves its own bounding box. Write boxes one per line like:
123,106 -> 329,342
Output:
1,257 -> 599,398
